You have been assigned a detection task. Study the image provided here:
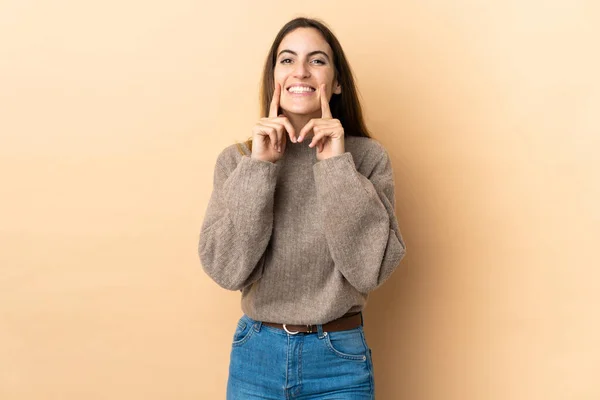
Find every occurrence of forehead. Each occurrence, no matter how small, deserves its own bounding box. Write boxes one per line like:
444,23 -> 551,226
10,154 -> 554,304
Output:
277,27 -> 333,57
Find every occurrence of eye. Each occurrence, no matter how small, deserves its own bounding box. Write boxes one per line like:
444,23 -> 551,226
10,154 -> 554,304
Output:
280,58 -> 292,64
311,59 -> 326,65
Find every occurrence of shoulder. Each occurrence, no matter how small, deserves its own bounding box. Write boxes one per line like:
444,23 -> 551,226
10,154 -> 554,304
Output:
345,135 -> 389,158
214,141 -> 251,172
344,135 -> 391,174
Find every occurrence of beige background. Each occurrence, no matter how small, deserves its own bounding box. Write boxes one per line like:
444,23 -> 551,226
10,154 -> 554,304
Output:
1,1 -> 599,399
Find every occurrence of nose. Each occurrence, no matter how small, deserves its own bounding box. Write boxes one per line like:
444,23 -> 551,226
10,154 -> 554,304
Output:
292,61 -> 311,78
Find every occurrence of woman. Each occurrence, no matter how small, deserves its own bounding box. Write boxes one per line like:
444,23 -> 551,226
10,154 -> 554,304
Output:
199,17 -> 406,399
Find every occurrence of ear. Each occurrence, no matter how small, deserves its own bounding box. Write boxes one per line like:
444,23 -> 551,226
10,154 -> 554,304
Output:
333,80 -> 342,95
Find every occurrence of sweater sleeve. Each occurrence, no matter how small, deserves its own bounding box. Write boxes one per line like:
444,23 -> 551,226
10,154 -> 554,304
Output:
198,152 -> 280,291
312,149 -> 406,293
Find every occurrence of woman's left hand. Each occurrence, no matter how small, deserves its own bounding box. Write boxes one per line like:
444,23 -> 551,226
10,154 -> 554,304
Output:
297,84 -> 345,161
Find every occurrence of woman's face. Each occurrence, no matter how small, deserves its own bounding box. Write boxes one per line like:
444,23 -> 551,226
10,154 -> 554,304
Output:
274,27 -> 342,117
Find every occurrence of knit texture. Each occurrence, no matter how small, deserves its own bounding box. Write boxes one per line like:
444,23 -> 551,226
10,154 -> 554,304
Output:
198,135 -> 406,325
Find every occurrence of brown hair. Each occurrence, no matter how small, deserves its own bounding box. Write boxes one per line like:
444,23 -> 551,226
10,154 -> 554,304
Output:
237,17 -> 371,155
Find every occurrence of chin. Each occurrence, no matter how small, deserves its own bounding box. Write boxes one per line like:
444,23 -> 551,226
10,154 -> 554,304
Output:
281,104 -> 320,116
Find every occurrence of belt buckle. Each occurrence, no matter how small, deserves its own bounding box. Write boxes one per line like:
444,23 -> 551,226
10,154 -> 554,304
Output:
283,324 -> 299,335
283,324 -> 313,334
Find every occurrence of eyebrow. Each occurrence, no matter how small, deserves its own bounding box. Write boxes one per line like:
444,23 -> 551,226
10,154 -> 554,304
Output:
277,49 -> 331,61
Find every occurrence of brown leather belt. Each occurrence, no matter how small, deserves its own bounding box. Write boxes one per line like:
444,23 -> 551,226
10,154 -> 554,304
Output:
263,312 -> 362,334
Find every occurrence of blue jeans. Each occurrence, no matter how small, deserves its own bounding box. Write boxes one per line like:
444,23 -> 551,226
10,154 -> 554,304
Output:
226,313 -> 375,399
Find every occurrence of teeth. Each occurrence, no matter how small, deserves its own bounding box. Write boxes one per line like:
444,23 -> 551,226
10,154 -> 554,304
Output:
288,86 -> 315,93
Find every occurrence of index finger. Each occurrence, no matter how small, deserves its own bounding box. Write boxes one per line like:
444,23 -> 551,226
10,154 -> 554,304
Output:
269,82 -> 281,118
320,83 -> 332,119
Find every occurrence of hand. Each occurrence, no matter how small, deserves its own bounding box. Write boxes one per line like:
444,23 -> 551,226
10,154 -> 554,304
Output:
250,83 -> 296,163
297,84 -> 345,161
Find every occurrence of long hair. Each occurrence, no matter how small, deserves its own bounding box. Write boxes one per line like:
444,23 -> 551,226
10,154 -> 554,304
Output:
237,17 -> 371,155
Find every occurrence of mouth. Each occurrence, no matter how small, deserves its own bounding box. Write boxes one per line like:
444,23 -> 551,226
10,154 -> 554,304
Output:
286,84 -> 316,94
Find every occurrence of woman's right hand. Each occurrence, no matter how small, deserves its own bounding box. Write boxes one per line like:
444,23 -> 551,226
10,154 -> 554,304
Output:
251,83 -> 296,163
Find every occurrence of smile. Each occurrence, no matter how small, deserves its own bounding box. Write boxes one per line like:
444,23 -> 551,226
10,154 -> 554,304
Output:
287,86 -> 316,94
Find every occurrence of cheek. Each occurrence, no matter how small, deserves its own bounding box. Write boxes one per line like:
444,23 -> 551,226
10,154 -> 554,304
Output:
273,68 -> 287,84
317,72 -> 335,88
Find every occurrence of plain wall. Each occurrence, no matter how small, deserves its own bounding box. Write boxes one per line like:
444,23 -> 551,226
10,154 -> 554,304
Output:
1,1 -> 598,399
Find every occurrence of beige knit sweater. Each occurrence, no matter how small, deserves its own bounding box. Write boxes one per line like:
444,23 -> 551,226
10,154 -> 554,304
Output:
198,135 -> 406,325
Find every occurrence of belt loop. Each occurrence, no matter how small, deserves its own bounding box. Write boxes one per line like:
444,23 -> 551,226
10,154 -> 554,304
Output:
317,323 -> 325,338
360,312 -> 364,326
253,321 -> 262,332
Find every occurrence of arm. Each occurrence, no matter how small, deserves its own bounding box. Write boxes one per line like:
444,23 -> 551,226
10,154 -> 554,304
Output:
198,152 -> 280,291
312,148 -> 407,293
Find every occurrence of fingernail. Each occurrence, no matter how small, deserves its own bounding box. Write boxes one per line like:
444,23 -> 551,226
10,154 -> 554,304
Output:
297,136 -> 303,142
